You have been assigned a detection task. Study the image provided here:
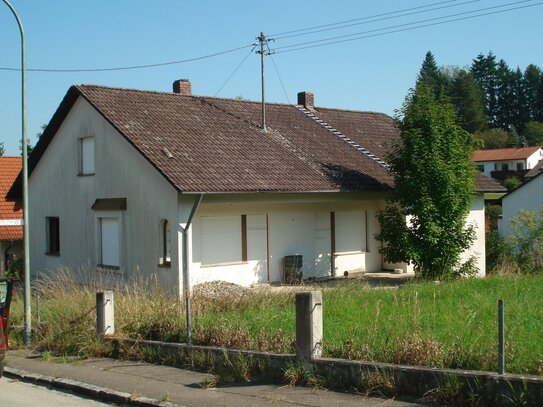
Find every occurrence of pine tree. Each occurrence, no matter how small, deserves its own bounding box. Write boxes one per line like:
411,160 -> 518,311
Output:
471,52 -> 498,127
524,64 -> 542,121
417,51 -> 446,98
0,142 -> 4,156
495,59 -> 516,130
448,69 -> 487,133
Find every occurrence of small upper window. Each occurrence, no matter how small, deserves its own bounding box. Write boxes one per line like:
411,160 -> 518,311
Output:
46,217 -> 60,255
80,137 -> 95,175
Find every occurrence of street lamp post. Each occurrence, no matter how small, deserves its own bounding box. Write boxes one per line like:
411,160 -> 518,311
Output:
2,0 -> 31,344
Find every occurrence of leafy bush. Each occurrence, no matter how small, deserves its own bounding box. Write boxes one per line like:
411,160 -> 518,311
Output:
502,177 -> 522,191
486,231 -> 512,273
507,209 -> 543,274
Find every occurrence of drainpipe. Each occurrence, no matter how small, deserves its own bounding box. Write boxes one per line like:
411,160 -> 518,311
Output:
180,194 -> 203,345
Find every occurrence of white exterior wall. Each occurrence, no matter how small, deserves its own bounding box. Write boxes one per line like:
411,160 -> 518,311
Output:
461,195 -> 486,276
500,174 -> 543,237
29,98 -> 179,290
527,149 -> 543,169
180,193 -> 387,288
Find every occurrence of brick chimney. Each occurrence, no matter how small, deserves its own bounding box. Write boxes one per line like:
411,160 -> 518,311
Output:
297,91 -> 314,110
173,79 -> 191,96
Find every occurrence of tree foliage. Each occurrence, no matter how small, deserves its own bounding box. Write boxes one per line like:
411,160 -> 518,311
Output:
507,209 -> 543,274
0,142 -> 4,156
474,128 -> 509,149
376,83 -> 478,279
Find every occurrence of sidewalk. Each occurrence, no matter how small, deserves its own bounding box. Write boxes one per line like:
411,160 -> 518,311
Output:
5,350 -> 426,407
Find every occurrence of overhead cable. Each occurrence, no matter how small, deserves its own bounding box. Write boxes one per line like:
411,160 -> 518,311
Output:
274,1 -> 541,53
0,43 -> 254,73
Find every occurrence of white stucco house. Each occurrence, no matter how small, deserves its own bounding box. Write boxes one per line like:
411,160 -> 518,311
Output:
500,163 -> 543,236
474,146 -> 543,177
15,81 -> 504,296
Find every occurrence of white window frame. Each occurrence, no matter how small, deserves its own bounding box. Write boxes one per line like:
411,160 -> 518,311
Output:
79,137 -> 95,175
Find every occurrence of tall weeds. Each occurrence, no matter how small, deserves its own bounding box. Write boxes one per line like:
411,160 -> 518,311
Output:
9,269 -> 543,375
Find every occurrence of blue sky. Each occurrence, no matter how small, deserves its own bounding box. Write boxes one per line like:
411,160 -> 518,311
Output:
1,0 -> 542,155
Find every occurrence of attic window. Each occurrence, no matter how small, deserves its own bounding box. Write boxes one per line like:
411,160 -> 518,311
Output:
80,137 -> 95,175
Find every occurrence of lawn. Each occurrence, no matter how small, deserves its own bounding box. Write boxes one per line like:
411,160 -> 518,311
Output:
9,272 -> 543,375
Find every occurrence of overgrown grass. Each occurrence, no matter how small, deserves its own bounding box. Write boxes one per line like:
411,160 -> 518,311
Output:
9,270 -> 543,375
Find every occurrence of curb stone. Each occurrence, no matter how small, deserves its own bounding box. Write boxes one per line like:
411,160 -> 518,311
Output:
3,366 -> 187,407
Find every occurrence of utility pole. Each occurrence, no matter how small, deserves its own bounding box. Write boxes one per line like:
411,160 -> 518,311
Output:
257,32 -> 267,132
2,0 -> 31,345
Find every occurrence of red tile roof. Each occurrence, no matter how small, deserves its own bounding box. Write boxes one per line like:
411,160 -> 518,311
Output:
0,156 -> 23,241
17,84 -> 505,196
473,146 -> 542,162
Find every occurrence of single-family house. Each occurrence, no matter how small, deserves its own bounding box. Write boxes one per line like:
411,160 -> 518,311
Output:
500,166 -> 543,236
473,146 -> 543,180
0,157 -> 23,275
14,81 -> 504,296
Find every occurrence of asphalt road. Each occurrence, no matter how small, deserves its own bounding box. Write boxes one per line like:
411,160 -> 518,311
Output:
0,377 -> 112,406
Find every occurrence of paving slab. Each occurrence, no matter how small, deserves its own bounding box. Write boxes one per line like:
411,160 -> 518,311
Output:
5,350 -> 427,407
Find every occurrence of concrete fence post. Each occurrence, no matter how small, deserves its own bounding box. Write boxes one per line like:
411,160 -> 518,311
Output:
96,291 -> 115,339
295,291 -> 323,360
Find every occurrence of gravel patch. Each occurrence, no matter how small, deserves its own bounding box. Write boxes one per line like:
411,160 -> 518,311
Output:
192,280 -> 253,301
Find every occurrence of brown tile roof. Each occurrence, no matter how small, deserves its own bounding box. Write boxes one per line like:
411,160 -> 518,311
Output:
525,159 -> 543,179
17,84 -> 504,196
473,146 -> 543,162
0,156 -> 23,241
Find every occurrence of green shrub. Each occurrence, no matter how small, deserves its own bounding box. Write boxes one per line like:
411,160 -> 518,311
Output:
507,208 -> 543,274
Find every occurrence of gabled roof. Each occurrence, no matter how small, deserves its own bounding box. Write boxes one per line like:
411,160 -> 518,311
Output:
0,156 -> 22,241
15,84 -> 505,195
525,159 -> 543,179
473,146 -> 542,162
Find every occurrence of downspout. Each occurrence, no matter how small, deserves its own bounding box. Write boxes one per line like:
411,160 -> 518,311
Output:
180,194 -> 203,345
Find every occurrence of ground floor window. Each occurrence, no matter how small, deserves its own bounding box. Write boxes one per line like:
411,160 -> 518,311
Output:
46,216 -> 60,255
99,217 -> 120,268
333,210 -> 367,253
200,215 -> 244,266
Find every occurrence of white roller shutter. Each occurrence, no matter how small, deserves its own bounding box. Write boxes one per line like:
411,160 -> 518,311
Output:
101,218 -> 120,267
200,216 -> 242,265
335,210 -> 366,253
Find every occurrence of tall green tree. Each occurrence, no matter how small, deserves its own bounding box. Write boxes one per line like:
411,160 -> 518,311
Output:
524,64 -> 542,121
448,69 -> 487,133
522,121 -> 543,146
471,52 -> 498,127
0,142 -> 4,156
376,83 -> 478,279
475,128 -> 509,149
417,51 -> 446,98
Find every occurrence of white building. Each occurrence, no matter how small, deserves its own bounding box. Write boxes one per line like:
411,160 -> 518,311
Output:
474,146 -> 543,177
22,81 -> 504,296
500,168 -> 543,236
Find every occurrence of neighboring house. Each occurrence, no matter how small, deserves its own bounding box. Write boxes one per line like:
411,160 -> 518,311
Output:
524,159 -> 543,180
500,168 -> 543,236
473,146 -> 543,180
12,81 -> 504,295
0,157 -> 23,274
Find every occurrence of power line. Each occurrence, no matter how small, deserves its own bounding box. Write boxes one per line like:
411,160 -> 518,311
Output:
270,0 -> 463,37
214,45 -> 257,97
273,0 -> 484,40
274,1 -> 541,54
0,43 -> 254,73
266,42 -> 290,104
